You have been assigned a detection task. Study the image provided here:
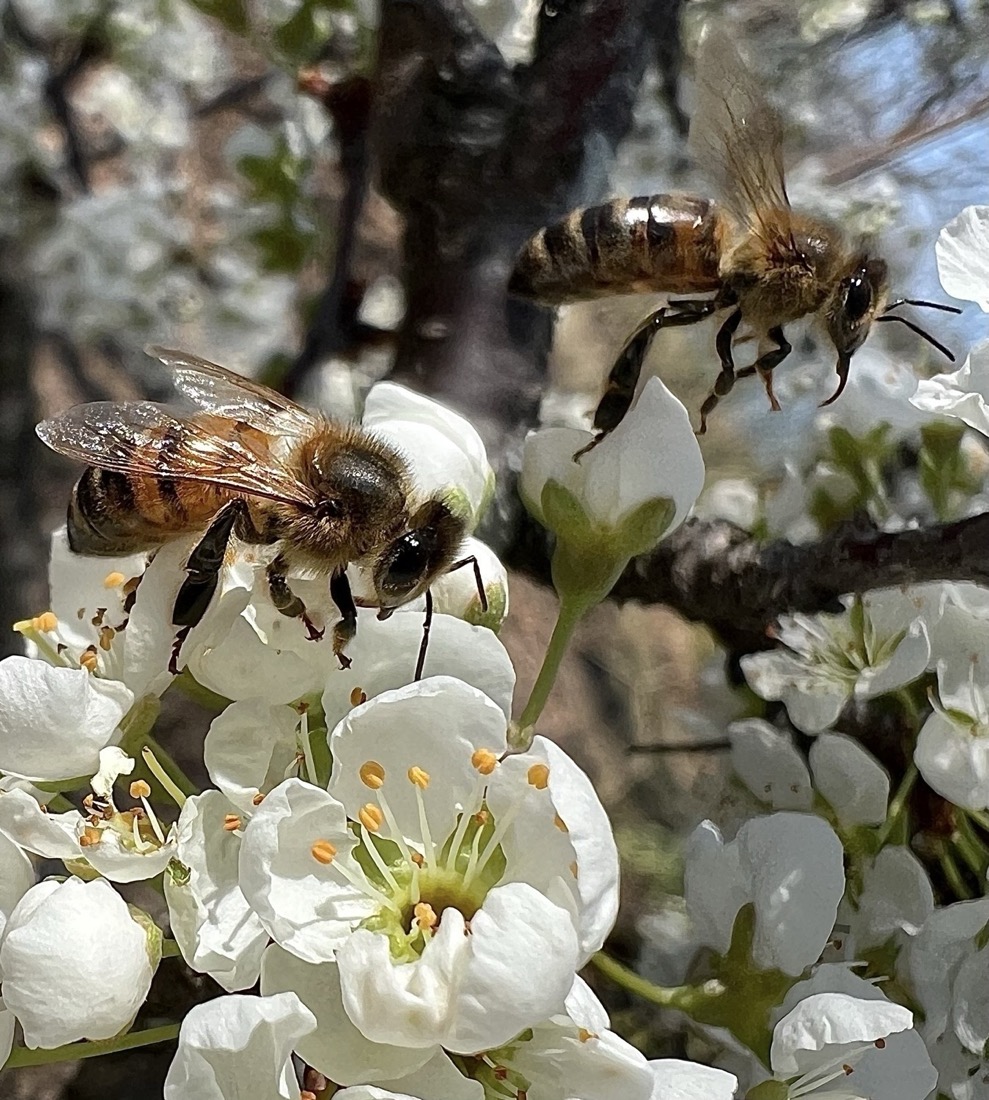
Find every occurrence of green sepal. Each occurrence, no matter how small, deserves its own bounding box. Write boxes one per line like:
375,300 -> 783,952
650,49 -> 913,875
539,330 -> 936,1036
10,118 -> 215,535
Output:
541,480 -> 597,545
617,496 -> 676,557
745,1080 -> 788,1100
128,904 -> 164,975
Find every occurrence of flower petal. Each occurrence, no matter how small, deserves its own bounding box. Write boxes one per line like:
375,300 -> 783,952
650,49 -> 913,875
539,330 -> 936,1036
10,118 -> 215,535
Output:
937,205 -> 989,310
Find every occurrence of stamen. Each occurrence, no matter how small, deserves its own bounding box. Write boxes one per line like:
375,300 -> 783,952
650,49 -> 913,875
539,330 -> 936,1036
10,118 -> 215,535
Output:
843,1065 -> 854,1074
142,797 -> 166,845
471,748 -> 498,776
131,812 -> 152,853
350,686 -> 367,706
35,612 -> 58,633
80,646 -> 99,672
311,839 -> 338,864
99,625 -> 115,651
444,773 -> 487,873
130,780 -> 151,799
141,747 -> 187,808
223,814 -> 243,832
553,813 -> 569,832
79,826 -> 102,848
409,770 -> 437,868
359,804 -> 383,832
874,1038 -> 886,1049
361,761 -> 386,789
577,1028 -> 596,1042
570,861 -> 579,878
358,823 -> 402,898
467,799 -> 521,889
252,792 -> 265,806
527,764 -> 550,790
299,709 -> 317,787
408,766 -> 430,789
414,901 -> 438,933
103,571 -> 126,588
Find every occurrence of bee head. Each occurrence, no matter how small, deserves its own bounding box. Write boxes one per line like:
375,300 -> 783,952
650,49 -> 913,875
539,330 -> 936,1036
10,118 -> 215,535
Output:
825,255 -> 889,359
372,498 -> 466,613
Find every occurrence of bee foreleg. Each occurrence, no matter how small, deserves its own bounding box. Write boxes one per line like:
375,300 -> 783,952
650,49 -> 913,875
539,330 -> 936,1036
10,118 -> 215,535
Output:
328,570 -> 357,670
697,309 -> 744,435
173,498 -> 248,629
414,589 -> 433,682
267,556 -> 327,645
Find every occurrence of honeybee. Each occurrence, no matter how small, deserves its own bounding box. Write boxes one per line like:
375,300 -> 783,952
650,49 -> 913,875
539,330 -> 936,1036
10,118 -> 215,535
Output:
37,348 -> 482,676
510,28 -> 960,439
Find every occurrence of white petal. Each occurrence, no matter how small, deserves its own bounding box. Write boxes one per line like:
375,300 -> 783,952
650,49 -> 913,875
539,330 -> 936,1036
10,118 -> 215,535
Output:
683,821 -> 747,957
770,992 -> 913,1076
0,877 -> 154,1048
915,710 -> 989,810
809,734 -> 889,826
910,340 -> 989,437
328,677 -> 508,841
853,847 -> 934,948
163,991 -> 316,1100
165,791 -> 268,992
739,649 -> 848,735
937,206 -> 989,310
519,427 -> 588,528
357,1053 -> 484,1100
204,700 -> 301,814
426,536 -> 509,629
91,745 -> 136,799
648,1059 -> 738,1100
238,779 -> 374,964
581,377 -> 704,533
0,1007 -> 14,1070
0,656 -> 133,781
0,829 -> 34,925
952,945 -> 989,1054
320,612 -> 516,730
728,719 -> 813,811
362,382 -> 493,527
338,882 -> 579,1053
259,946 -> 432,1084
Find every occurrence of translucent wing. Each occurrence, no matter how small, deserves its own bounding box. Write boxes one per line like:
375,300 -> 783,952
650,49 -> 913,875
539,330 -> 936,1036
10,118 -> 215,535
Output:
37,401 -> 318,507
146,346 -> 317,437
688,27 -> 798,257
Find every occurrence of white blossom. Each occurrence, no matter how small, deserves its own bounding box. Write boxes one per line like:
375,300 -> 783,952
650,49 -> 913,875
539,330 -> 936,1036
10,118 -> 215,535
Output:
163,992 -> 317,1100
808,733 -> 889,827
0,877 -> 156,1048
911,339 -> 989,438
684,813 -> 844,975
728,719 -> 813,812
915,662 -> 989,810
936,206 -> 989,311
0,831 -> 35,1067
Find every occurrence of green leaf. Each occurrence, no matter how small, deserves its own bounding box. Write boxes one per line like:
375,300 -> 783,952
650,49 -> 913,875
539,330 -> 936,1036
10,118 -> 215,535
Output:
186,0 -> 250,34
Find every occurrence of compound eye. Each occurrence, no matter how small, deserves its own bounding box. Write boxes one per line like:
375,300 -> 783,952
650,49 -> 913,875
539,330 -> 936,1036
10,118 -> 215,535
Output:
382,532 -> 431,594
844,272 -> 872,323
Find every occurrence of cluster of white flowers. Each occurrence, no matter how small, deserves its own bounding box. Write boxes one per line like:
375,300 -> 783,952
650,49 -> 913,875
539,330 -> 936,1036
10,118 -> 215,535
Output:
0,377 -> 743,1100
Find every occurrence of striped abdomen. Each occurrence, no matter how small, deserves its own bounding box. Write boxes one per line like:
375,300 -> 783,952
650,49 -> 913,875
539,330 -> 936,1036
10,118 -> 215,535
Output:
68,467 -> 234,555
509,194 -> 725,305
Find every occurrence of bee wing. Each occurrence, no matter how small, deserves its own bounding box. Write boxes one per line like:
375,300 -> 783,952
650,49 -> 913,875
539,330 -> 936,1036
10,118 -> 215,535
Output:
688,27 -> 798,257
37,401 -> 318,507
146,346 -> 317,438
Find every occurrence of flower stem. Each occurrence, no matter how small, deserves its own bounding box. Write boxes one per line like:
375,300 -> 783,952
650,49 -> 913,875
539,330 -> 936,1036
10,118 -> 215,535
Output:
512,597 -> 587,746
876,762 -> 917,847
591,951 -> 723,1015
4,1024 -> 180,1069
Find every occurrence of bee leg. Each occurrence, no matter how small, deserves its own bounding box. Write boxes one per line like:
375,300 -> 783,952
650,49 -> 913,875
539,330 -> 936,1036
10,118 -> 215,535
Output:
170,499 -> 248,672
329,570 -> 357,670
581,298 -> 721,460
697,308 -> 743,435
414,589 -> 434,681
447,554 -> 488,613
267,556 -> 326,644
751,326 -> 791,413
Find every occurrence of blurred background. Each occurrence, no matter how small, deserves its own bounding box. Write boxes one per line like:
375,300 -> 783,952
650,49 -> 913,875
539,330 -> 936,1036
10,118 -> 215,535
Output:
1,0 -> 988,1095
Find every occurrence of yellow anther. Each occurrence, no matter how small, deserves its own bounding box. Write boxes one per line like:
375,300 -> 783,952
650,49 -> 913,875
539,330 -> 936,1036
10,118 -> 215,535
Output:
411,851 -> 424,866
570,861 -> 579,878
408,766 -> 430,789
414,901 -> 438,931
252,792 -> 265,806
129,780 -> 151,799
553,813 -> 569,833
358,804 -> 383,832
350,686 -> 367,707
578,1028 -> 596,1043
527,763 -> 550,790
473,809 -> 490,826
80,646 -> 99,672
35,612 -> 58,633
79,826 -> 102,848
99,625 -> 115,651
222,814 -> 243,832
311,839 -> 337,865
103,571 -> 126,589
360,761 -> 385,789
471,748 -> 498,775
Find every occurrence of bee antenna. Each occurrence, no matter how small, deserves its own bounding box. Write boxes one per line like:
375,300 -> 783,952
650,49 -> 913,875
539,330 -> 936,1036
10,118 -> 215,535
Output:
876,314 -> 956,361
883,298 -> 964,315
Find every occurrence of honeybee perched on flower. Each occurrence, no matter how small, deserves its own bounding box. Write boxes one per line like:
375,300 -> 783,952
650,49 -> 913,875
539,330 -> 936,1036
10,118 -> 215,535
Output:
36,347 -> 481,674
510,27 -> 960,440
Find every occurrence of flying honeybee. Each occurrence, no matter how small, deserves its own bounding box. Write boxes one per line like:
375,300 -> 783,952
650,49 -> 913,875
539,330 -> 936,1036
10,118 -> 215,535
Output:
36,348 -> 483,677
510,28 -> 960,440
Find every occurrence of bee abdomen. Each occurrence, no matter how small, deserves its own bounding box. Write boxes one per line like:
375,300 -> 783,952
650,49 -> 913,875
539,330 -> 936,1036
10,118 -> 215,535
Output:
509,194 -> 724,304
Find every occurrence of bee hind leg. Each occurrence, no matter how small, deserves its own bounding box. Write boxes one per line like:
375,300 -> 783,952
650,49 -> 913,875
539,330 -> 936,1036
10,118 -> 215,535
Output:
267,556 -> 326,645
697,308 -> 743,435
581,297 -> 721,460
751,326 -> 791,413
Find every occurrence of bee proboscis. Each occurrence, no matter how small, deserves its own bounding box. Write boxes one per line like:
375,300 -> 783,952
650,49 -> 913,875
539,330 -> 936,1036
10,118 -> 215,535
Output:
36,348 -> 484,677
509,27 -> 961,441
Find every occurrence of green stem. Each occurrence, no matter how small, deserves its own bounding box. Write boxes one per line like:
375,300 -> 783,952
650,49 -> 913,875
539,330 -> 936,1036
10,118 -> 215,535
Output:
591,951 -> 723,1015
139,734 -> 197,801
162,938 -> 182,958
4,1024 -> 180,1069
967,808 -> 989,834
513,597 -> 588,742
876,763 -> 917,847
941,848 -> 973,900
